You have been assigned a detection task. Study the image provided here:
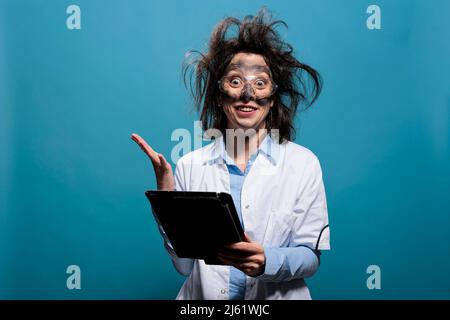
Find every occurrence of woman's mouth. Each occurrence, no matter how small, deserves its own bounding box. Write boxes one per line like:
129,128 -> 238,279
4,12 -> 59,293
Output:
234,105 -> 258,112
233,105 -> 258,118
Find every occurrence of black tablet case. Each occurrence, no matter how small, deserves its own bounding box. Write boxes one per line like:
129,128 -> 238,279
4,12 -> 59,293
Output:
145,191 -> 244,263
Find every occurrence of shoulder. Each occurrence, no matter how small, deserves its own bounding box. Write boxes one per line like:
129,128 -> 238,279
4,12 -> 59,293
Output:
279,140 -> 324,180
283,140 -> 321,166
280,141 -> 325,191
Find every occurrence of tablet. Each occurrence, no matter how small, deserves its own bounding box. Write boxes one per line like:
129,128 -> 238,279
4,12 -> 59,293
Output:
145,190 -> 244,264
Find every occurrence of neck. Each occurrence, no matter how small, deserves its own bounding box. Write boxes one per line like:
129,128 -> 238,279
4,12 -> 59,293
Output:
224,126 -> 268,168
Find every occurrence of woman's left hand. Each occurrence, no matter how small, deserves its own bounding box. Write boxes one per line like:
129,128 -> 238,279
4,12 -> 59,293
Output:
217,233 -> 266,277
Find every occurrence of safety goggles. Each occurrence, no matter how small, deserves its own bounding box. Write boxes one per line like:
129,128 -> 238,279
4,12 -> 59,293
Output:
218,66 -> 277,101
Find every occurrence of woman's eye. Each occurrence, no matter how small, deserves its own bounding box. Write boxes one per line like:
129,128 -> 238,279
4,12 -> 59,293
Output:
230,78 -> 242,86
255,79 -> 266,87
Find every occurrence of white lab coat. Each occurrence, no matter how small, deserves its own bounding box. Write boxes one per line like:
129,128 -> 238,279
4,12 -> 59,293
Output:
163,135 -> 330,300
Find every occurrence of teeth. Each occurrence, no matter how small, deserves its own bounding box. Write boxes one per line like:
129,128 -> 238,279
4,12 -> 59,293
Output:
237,106 -> 255,112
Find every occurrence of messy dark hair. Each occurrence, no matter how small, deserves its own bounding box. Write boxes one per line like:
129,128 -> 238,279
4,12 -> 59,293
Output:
183,8 -> 322,142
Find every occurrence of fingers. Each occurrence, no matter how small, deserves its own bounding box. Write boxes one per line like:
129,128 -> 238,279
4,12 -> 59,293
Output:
243,232 -> 252,242
216,254 -> 263,275
131,133 -> 161,167
217,251 -> 259,263
217,254 -> 251,266
223,241 -> 261,254
158,153 -> 173,173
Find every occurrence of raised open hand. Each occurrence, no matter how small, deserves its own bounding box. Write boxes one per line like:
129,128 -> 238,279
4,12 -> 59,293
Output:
131,133 -> 174,191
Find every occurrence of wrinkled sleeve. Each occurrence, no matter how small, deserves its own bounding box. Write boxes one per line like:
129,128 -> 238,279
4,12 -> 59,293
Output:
256,155 -> 330,282
290,155 -> 330,251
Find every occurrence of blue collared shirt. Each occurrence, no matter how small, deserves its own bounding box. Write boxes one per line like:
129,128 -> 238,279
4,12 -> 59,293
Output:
222,134 -> 320,300
223,144 -> 258,300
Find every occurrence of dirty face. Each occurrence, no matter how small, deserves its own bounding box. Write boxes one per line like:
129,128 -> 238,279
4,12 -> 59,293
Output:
219,52 -> 276,131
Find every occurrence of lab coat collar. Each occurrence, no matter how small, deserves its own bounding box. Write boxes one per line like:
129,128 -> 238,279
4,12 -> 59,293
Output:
202,133 -> 279,166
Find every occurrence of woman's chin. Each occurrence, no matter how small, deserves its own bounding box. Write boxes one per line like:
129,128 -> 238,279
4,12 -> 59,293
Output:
232,119 -> 265,131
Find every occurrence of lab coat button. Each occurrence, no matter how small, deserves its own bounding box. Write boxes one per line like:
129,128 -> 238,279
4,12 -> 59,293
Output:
245,204 -> 250,209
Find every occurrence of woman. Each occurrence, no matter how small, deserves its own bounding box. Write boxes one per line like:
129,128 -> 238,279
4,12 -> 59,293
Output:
132,9 -> 330,300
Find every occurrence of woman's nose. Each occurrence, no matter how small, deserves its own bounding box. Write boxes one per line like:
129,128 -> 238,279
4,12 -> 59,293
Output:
240,84 -> 255,101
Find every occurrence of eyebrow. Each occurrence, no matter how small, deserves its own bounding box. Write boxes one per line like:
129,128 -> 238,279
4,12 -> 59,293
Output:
225,63 -> 271,75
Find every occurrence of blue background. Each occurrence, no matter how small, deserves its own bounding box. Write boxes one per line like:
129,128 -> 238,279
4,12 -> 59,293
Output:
0,0 -> 449,299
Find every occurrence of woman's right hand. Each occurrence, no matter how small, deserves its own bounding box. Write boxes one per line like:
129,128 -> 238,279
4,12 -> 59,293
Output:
131,133 -> 174,191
